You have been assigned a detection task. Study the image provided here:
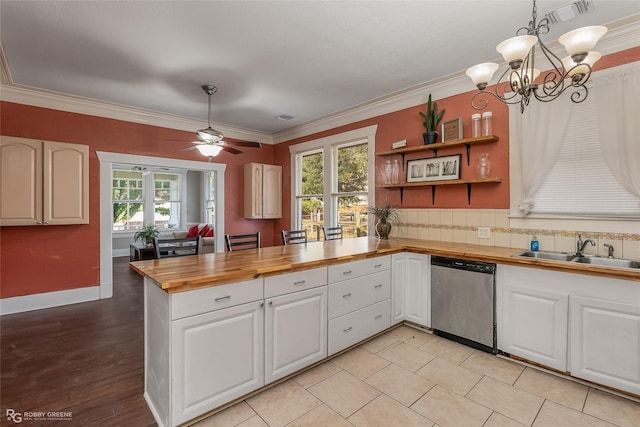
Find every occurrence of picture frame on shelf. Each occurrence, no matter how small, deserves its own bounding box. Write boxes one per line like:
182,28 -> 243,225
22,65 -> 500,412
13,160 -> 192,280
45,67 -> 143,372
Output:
406,154 -> 461,183
441,118 -> 463,142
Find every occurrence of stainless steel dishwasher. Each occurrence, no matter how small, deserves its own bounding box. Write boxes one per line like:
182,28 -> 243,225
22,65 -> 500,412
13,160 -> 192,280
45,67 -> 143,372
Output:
431,256 -> 497,354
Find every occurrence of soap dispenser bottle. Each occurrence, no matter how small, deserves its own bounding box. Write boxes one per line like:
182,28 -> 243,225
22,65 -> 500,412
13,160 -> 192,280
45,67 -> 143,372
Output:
530,235 -> 539,252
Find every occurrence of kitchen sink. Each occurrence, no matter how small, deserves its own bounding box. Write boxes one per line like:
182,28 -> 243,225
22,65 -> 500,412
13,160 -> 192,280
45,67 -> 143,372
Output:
513,250 -> 577,262
573,256 -> 640,269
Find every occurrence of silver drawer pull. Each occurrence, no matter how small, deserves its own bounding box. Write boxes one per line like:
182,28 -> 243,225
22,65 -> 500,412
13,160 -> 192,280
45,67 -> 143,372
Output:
343,326 -> 352,332
342,293 -> 352,298
374,284 -> 382,289
374,263 -> 382,268
375,314 -> 382,319
293,280 -> 306,285
343,270 -> 352,275
214,295 -> 231,302
269,300 -> 273,305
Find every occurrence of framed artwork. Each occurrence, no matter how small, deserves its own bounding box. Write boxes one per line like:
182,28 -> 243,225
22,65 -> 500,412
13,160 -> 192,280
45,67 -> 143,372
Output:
441,117 -> 463,142
406,154 -> 461,183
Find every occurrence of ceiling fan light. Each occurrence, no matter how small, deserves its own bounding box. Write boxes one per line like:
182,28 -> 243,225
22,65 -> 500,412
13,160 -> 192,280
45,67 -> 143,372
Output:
466,63 -> 500,89
562,51 -> 601,76
195,144 -> 223,157
197,127 -> 224,143
496,35 -> 538,68
558,26 -> 607,58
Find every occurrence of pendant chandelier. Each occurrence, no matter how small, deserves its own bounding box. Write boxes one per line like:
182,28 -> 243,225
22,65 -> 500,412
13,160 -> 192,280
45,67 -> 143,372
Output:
466,0 -> 607,113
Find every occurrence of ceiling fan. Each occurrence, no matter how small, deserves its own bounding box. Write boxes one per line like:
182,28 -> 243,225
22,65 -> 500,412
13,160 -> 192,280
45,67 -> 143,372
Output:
180,85 -> 262,157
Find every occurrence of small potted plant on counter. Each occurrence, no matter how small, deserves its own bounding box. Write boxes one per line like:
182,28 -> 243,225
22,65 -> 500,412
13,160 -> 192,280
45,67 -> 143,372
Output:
134,224 -> 160,246
367,202 -> 401,239
419,93 -> 445,144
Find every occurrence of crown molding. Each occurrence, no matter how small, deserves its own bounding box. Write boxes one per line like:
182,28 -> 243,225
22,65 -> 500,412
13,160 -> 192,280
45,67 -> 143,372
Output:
1,15 -> 636,146
0,82 -> 274,144
272,15 -> 639,144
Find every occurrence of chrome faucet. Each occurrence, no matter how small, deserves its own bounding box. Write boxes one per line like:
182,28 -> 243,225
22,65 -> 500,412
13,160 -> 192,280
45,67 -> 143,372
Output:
576,233 -> 596,257
603,243 -> 615,258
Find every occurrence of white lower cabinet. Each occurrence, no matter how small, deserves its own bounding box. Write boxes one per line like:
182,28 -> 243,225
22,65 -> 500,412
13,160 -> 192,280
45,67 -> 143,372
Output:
328,300 -> 391,355
265,286 -> 327,384
391,253 -> 406,324
171,301 -> 264,425
502,284 -> 568,371
404,253 -> 430,327
570,296 -> 640,395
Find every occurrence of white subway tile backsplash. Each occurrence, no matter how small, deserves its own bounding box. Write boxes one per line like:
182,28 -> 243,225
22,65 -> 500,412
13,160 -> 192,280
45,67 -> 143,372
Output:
466,209 -> 480,227
452,210 -> 466,227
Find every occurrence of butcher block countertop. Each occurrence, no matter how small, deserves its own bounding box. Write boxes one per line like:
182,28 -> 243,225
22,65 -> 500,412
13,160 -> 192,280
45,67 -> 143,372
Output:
130,237 -> 640,293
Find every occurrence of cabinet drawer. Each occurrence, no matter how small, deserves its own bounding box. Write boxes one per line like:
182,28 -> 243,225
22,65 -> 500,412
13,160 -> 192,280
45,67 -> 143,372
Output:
328,299 -> 391,356
171,279 -> 264,320
265,267 -> 327,298
328,270 -> 391,319
328,255 -> 390,283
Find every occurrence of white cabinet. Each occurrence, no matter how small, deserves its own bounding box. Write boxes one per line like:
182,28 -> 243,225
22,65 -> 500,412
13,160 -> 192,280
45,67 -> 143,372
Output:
0,136 -> 89,226
264,267 -> 328,384
391,253 -> 406,324
498,266 -> 569,371
328,256 -> 392,355
570,296 -> 640,395
172,301 -> 264,425
243,163 -> 282,219
404,253 -> 430,327
144,278 -> 265,427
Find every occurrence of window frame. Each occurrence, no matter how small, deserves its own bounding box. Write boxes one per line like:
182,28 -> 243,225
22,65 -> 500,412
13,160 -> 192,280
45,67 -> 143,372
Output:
290,125 -> 377,238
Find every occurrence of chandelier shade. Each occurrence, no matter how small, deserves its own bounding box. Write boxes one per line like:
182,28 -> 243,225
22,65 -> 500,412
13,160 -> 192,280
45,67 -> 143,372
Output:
466,0 -> 606,113
195,144 -> 223,157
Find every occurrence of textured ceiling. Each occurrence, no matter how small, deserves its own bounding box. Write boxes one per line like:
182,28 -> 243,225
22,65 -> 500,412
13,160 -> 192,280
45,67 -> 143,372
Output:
1,1 -> 638,134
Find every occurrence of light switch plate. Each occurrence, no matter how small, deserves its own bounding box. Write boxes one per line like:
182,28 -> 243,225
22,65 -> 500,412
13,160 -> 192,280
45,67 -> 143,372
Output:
477,226 -> 491,239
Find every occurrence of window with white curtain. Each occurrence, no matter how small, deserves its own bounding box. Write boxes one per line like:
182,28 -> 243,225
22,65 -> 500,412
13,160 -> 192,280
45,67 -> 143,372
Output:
531,94 -> 639,216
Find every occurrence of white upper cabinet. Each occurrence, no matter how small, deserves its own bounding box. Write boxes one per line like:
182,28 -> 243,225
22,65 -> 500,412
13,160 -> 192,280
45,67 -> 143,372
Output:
243,162 -> 282,219
1,136 -> 89,226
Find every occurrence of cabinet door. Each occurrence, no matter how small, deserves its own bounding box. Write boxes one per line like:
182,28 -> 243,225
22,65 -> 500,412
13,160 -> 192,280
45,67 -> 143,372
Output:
244,163 -> 263,218
262,164 -> 282,219
265,286 -> 327,384
570,296 -> 640,395
391,253 -> 406,324
503,285 -> 568,371
404,253 -> 430,327
44,141 -> 89,224
171,301 -> 264,425
0,137 -> 42,225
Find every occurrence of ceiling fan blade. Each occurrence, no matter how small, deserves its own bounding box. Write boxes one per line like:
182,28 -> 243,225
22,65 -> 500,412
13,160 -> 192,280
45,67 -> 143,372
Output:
222,145 -> 243,155
154,137 -> 191,142
222,138 -> 262,148
180,146 -> 199,151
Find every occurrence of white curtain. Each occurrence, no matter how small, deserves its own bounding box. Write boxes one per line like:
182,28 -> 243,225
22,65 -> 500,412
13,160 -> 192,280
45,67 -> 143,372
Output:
516,93 -> 572,212
593,67 -> 640,198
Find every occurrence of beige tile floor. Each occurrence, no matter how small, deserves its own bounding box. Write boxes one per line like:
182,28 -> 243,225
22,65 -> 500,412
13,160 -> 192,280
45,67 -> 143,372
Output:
193,325 -> 640,427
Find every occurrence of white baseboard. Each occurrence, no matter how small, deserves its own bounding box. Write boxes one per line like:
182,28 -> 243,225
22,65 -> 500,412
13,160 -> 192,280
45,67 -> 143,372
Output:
113,248 -> 130,258
0,286 -> 101,315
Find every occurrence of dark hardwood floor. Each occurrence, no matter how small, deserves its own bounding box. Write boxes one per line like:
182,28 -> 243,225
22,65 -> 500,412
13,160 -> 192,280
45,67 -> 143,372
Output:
1,257 -> 157,426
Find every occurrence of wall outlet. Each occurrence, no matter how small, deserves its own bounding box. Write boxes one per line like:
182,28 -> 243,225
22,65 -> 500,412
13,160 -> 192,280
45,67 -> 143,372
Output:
477,226 -> 491,239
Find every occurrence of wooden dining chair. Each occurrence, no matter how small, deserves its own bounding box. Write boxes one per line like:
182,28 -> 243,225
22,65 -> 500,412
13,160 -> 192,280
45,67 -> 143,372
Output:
322,226 -> 343,241
153,236 -> 201,258
281,229 -> 308,245
225,232 -> 260,252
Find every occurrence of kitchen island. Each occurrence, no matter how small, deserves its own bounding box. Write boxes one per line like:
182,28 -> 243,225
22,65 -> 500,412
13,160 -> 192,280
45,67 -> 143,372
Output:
131,237 -> 639,427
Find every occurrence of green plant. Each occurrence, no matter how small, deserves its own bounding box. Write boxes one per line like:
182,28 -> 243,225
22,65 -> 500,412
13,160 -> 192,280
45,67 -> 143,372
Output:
134,224 -> 160,245
419,94 -> 446,133
367,202 -> 400,225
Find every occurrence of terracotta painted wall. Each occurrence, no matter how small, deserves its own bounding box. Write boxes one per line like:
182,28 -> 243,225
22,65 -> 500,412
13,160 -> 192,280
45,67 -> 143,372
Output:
0,103 -> 275,298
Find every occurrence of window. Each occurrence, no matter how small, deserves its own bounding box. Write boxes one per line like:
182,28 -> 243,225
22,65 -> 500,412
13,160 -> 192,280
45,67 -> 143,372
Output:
291,125 -> 377,241
112,170 -> 144,231
112,168 -> 184,231
334,142 -> 368,237
153,172 -> 181,228
204,172 -> 216,225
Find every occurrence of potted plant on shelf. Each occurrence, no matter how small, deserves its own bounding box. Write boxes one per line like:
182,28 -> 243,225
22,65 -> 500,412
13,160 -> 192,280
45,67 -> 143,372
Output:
419,93 -> 446,145
134,224 -> 160,246
367,202 -> 401,239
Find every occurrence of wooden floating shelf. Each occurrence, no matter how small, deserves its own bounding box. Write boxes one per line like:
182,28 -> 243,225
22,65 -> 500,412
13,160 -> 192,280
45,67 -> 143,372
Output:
378,177 -> 502,204
375,135 -> 499,157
